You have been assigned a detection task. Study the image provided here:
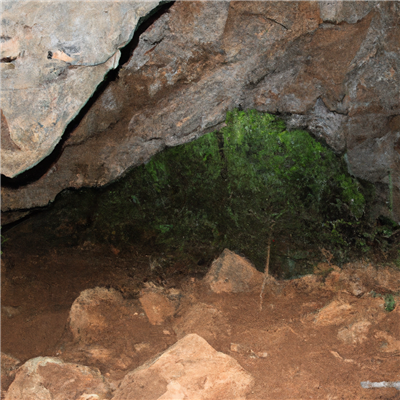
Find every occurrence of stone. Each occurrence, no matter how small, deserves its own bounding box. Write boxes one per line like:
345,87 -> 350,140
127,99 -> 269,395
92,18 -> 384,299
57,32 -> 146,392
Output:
173,303 -> 231,344
314,299 -> 353,326
69,287 -> 125,342
111,333 -> 254,400
65,286 -> 171,374
374,331 -> 400,353
204,249 -> 263,293
2,1 -> 400,223
1,306 -> 21,319
0,1 -> 160,178
337,320 -> 372,344
4,357 -> 111,400
361,381 -> 400,391
139,291 -> 176,325
1,353 -> 20,394
324,263 -> 400,296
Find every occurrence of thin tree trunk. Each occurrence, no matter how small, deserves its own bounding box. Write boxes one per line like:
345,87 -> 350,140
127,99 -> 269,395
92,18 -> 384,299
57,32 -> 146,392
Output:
260,221 -> 275,311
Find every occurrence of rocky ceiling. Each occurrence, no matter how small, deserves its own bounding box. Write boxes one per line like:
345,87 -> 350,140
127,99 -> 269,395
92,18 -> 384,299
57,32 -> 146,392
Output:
1,1 -> 399,222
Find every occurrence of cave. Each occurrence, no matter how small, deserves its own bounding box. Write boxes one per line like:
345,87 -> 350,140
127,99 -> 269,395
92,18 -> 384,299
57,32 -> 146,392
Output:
1,1 -> 400,398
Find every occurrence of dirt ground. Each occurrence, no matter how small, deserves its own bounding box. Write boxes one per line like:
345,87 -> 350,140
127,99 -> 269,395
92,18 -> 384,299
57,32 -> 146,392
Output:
1,235 -> 400,399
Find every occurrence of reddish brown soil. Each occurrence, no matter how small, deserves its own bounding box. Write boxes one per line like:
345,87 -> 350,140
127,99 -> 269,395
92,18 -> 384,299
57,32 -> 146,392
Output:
1,238 -> 400,399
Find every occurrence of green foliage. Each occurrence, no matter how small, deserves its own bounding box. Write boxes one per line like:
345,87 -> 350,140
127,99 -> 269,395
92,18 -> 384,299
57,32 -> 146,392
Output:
86,109 -> 381,274
384,294 -> 396,312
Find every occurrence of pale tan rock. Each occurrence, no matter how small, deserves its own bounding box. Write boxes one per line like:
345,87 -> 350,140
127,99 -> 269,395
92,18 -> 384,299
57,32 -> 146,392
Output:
173,303 -> 231,343
69,287 -> 124,342
204,249 -> 263,293
4,357 -> 111,400
111,334 -> 254,400
139,290 -> 176,325
337,320 -> 372,344
324,263 -> 400,296
230,343 -> 241,353
314,300 -> 353,326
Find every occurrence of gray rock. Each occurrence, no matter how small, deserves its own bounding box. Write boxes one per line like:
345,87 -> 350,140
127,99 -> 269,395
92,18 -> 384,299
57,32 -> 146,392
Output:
2,1 -> 400,222
0,1 -> 160,178
361,381 -> 400,391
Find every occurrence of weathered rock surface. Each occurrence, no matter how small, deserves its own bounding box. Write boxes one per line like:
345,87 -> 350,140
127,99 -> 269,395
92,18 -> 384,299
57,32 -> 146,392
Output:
2,1 -> 400,221
69,287 -> 125,342
111,333 -> 254,400
139,287 -> 179,325
173,303 -> 231,345
65,287 -> 173,376
4,357 -> 111,400
1,353 -> 20,396
204,249 -> 263,293
0,0 -> 160,178
324,262 -> 400,296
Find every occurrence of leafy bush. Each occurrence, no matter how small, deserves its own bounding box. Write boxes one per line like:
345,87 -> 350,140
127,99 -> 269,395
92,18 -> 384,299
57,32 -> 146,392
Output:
89,109 -> 386,275
384,294 -> 396,312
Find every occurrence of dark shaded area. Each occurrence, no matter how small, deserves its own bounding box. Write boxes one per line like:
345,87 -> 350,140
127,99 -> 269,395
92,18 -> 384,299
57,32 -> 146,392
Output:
3,110 -> 397,278
1,1 -> 174,189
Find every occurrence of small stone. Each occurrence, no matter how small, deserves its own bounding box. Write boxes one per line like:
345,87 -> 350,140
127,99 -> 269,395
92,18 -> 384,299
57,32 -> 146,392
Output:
1,306 -> 21,318
230,343 -> 240,352
314,300 -> 353,326
204,249 -> 263,293
337,320 -> 371,344
134,343 -> 150,352
139,291 -> 176,325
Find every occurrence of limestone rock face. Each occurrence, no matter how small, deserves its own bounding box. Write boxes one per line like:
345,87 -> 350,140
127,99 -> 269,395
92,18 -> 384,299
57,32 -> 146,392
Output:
0,0 -> 160,178
111,333 -> 254,400
2,1 -> 400,221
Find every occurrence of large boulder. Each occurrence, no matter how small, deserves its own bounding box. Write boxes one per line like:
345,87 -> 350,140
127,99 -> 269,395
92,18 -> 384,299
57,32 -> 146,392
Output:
204,249 -> 264,293
0,1 -> 160,178
4,357 -> 111,400
111,333 -> 254,400
66,287 -> 170,375
2,2 -> 399,222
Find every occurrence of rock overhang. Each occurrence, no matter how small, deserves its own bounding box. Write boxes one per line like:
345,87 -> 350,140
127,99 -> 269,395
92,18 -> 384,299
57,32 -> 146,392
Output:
0,0 -> 162,178
1,1 -> 399,222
